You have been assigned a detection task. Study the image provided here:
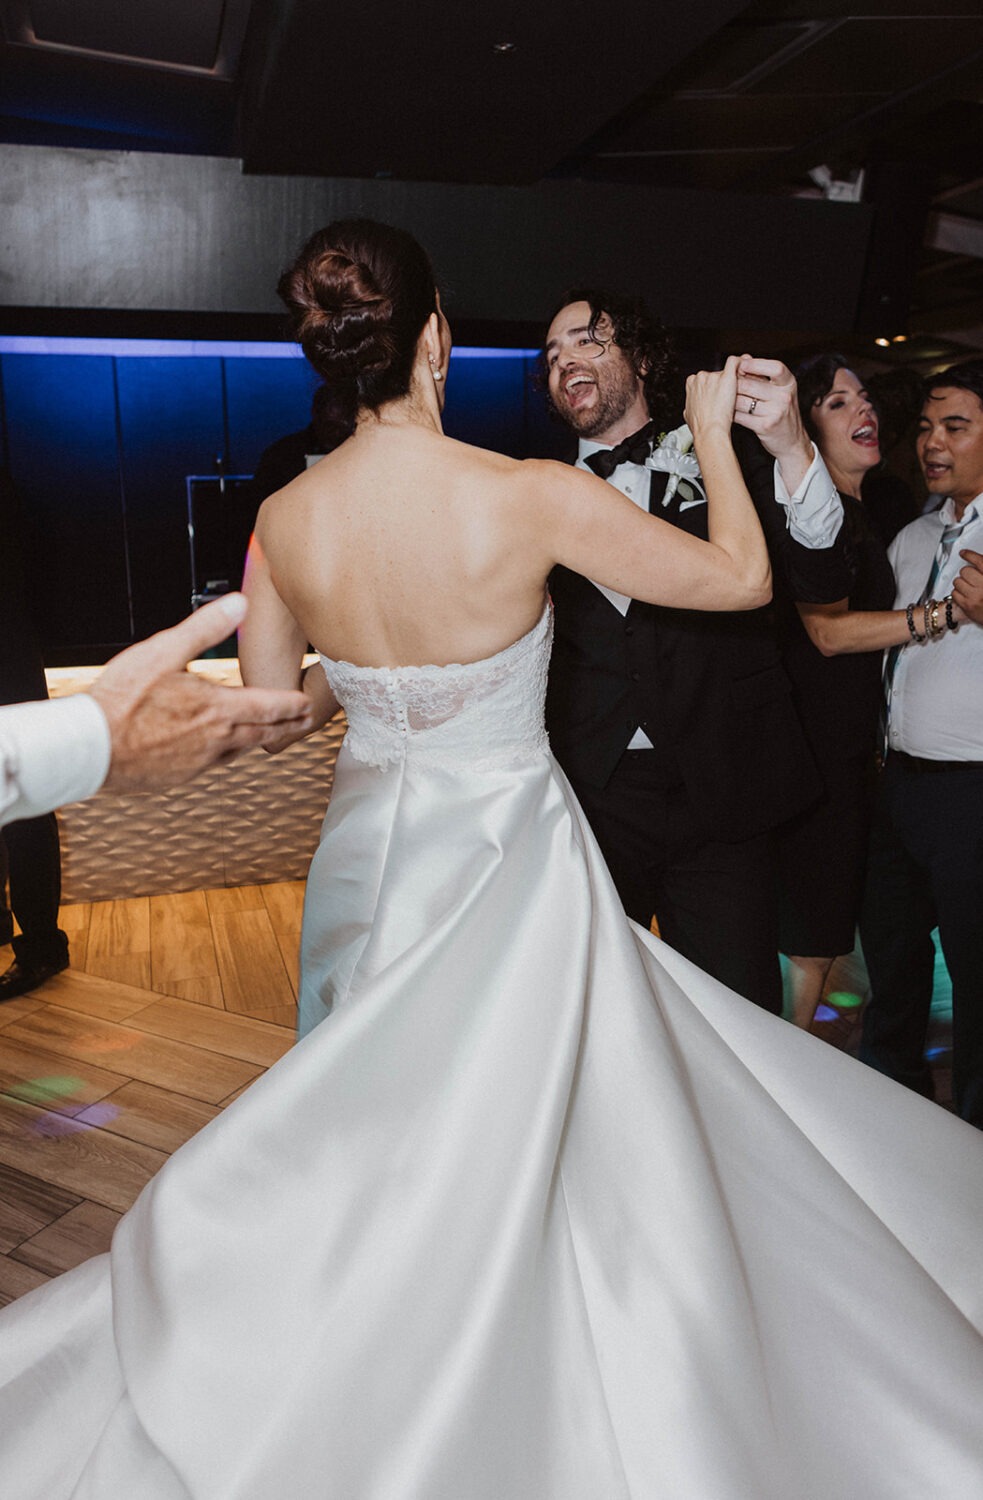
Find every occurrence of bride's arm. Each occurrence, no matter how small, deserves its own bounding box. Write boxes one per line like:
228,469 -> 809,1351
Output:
530,358 -> 771,613
239,531 -> 339,752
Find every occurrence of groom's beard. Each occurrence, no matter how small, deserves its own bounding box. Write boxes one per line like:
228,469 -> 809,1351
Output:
557,360 -> 644,441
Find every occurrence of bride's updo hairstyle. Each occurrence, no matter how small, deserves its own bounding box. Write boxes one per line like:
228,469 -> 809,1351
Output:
278,219 -> 438,437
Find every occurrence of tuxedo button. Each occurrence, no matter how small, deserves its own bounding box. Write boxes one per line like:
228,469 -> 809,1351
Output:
624,624 -> 634,635
631,671 -> 640,681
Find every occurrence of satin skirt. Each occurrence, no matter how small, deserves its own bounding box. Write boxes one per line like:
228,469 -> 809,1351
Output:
1,746 -> 982,1498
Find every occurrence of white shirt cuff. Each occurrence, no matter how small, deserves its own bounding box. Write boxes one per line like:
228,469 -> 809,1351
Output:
0,695 -> 111,823
773,445 -> 844,549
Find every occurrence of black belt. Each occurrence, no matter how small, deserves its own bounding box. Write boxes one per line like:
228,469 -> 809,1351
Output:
890,751 -> 983,774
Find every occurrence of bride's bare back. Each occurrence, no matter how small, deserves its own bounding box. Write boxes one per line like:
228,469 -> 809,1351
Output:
254,423 -> 549,669
243,390 -> 770,724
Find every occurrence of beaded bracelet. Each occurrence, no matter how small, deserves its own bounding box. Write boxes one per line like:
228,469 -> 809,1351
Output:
944,593 -> 960,633
906,602 -> 926,642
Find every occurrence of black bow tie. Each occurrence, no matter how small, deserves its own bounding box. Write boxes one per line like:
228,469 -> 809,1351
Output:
583,422 -> 654,480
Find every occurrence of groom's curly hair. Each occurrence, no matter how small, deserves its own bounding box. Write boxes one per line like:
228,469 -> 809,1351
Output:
539,288 -> 681,434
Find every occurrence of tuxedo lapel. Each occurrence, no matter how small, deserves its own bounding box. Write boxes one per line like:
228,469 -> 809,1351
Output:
647,469 -> 671,515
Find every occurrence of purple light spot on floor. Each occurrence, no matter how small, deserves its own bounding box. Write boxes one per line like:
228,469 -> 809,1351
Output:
31,1113 -> 90,1139
79,1102 -> 120,1127
814,1003 -> 839,1023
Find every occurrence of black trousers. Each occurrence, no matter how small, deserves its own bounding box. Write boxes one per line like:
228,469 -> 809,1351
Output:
569,750 -> 782,1014
0,814 -> 69,968
859,758 -> 983,1129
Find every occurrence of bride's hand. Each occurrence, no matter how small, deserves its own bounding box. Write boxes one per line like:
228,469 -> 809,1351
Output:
684,356 -> 740,438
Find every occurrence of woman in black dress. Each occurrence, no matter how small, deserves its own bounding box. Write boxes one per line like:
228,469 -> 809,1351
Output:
776,356 -> 959,1028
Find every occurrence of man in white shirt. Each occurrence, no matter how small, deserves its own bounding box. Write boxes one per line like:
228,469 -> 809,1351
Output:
859,359 -> 983,1128
0,595 -> 311,962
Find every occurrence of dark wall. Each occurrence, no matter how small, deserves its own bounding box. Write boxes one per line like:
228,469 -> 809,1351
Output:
0,343 -> 555,662
0,141 -> 878,662
0,145 -> 874,332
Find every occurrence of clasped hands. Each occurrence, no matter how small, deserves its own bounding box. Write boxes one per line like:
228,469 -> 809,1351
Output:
684,353 -> 813,492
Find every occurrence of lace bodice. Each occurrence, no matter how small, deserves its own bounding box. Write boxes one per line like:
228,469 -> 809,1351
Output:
320,604 -> 552,771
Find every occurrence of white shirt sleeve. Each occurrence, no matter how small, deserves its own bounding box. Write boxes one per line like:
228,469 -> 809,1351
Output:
0,695 -> 111,826
772,445 -> 844,549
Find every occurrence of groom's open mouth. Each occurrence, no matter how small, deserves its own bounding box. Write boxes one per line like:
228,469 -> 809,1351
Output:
562,372 -> 597,409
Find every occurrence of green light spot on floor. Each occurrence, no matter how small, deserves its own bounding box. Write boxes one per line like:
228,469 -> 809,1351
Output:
825,991 -> 864,1011
19,1075 -> 85,1105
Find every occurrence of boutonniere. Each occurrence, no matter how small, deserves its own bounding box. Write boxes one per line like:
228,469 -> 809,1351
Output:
646,422 -> 706,507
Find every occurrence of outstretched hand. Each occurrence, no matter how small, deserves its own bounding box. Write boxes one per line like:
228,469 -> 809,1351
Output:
733,355 -> 813,491
89,595 -> 314,792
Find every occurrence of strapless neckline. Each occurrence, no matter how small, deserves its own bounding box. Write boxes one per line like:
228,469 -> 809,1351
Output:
319,600 -> 551,677
318,600 -> 553,773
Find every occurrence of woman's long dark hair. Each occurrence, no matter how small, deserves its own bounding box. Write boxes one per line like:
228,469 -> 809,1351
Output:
794,351 -> 854,441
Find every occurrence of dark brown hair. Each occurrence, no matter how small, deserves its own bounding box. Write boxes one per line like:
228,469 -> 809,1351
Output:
540,287 -> 680,433
924,358 -> 983,408
794,351 -> 854,440
278,219 -> 438,438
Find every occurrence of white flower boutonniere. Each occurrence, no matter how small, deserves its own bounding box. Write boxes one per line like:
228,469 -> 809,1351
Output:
646,422 -> 706,508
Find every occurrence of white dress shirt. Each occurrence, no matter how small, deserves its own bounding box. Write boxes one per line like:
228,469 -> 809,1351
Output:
0,694 -> 111,826
886,493 -> 983,760
575,437 -> 843,748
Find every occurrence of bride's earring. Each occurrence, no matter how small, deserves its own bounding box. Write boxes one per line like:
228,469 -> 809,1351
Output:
429,357 -> 443,383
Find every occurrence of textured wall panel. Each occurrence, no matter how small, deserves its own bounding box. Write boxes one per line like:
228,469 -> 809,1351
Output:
0,145 -> 873,331
48,662 -> 345,902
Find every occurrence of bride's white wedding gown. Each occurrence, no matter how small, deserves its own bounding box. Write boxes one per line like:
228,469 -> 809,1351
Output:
2,602 -> 982,1499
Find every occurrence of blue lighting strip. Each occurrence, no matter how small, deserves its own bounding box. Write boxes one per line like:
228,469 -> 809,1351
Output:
0,336 -> 540,359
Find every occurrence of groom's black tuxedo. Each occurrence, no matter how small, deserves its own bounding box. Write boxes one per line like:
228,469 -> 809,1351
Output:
546,426 -> 850,1011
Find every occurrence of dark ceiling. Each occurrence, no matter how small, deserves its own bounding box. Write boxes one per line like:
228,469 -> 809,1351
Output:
1,0 -> 982,363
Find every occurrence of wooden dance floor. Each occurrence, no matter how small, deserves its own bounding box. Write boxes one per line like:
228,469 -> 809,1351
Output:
0,883 -> 953,1308
0,883 -> 301,1307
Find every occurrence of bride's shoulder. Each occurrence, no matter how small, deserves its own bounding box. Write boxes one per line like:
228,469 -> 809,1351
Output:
439,432 -> 521,474
514,457 -> 596,501
255,456 -> 337,525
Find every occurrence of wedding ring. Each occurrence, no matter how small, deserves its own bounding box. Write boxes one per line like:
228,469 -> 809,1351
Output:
748,397 -> 758,415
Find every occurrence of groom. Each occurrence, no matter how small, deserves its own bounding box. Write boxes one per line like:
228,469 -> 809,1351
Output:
543,291 -> 850,1013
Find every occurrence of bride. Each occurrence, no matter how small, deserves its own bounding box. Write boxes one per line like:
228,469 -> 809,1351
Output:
1,218 -> 981,1499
